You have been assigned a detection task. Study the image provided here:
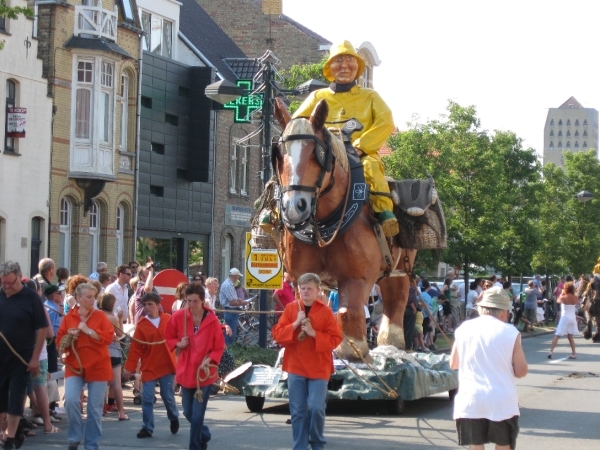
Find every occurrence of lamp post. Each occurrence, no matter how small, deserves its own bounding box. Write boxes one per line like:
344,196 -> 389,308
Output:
205,51 -> 327,347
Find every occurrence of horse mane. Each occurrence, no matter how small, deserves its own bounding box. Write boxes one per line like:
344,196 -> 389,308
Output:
282,119 -> 349,172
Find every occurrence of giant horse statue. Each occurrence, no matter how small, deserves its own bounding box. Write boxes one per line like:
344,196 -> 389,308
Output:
262,98 -> 446,361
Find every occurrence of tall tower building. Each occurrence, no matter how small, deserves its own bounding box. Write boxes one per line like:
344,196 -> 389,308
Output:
543,96 -> 599,167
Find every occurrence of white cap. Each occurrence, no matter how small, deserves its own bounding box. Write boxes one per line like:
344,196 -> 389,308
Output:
229,268 -> 242,277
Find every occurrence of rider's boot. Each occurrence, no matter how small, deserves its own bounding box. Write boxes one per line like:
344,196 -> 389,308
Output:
377,211 -> 399,237
259,209 -> 275,234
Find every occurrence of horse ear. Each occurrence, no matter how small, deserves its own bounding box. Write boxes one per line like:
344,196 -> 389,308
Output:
310,100 -> 329,131
273,98 -> 291,128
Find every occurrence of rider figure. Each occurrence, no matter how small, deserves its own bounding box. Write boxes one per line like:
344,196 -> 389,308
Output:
593,257 -> 600,277
293,40 -> 398,237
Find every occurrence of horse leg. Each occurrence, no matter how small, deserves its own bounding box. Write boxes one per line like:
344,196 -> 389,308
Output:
336,279 -> 370,361
377,249 -> 416,350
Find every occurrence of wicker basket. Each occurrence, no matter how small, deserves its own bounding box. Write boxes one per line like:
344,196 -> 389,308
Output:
398,209 -> 447,250
251,226 -> 278,250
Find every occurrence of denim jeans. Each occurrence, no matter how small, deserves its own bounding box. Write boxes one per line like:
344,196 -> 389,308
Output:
181,385 -> 211,450
65,377 -> 106,450
287,374 -> 328,450
223,311 -> 238,346
142,373 -> 179,433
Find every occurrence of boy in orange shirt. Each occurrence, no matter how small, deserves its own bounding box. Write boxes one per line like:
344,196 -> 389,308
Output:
123,292 -> 179,439
272,273 -> 342,450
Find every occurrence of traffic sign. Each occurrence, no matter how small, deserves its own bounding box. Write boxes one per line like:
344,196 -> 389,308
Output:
244,232 -> 283,290
153,269 -> 189,313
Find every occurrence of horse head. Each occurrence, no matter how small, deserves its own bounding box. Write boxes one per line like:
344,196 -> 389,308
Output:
272,98 -> 333,227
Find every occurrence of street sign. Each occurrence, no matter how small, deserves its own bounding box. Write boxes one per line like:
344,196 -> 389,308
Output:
223,80 -> 263,123
244,232 -> 283,290
153,269 -> 189,313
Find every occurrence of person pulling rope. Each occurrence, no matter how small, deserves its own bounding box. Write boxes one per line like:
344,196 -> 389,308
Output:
58,309 -> 96,375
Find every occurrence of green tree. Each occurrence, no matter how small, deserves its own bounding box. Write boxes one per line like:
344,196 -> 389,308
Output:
280,55 -> 328,113
384,101 -> 541,287
0,0 -> 33,50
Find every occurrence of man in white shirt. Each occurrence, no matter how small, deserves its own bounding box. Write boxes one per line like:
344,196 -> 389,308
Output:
205,277 -> 219,310
450,287 -> 528,450
106,264 -> 133,323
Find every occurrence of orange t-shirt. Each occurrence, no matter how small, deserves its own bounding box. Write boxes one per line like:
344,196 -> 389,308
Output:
124,312 -> 176,382
272,300 -> 342,380
57,307 -> 115,382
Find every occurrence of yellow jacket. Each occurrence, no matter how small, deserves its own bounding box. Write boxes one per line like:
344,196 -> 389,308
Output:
293,85 -> 394,157
594,263 -> 600,274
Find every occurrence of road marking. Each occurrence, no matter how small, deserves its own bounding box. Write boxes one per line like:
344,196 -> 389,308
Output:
548,357 -> 568,364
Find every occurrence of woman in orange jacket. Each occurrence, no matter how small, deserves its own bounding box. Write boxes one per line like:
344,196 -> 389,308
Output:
57,283 -> 114,450
272,273 -> 343,450
165,282 -> 224,450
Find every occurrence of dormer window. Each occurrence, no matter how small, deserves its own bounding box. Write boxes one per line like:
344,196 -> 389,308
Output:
559,120 -> 563,126
550,130 -> 554,137
550,119 -> 554,126
140,10 -> 173,58
584,119 -> 588,126
567,119 -> 571,126
575,119 -> 580,126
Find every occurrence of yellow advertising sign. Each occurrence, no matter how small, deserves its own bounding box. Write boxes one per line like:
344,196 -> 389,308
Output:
244,232 -> 283,290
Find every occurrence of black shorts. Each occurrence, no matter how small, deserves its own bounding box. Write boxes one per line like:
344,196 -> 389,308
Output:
442,302 -> 452,316
111,356 -> 122,368
0,359 -> 30,416
422,317 -> 432,333
456,416 -> 519,449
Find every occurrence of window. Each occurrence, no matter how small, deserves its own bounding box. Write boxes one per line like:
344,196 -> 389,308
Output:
575,141 -> 579,148
575,130 -> 579,137
116,204 -> 124,266
558,130 -> 562,137
221,234 -> 232,281
549,141 -> 554,148
229,143 -> 237,193
550,119 -> 554,126
550,130 -> 554,137
584,130 -> 588,137
121,0 -> 135,22
584,141 -> 588,148
575,119 -> 580,126
151,142 -> 164,154
0,15 -> 6,32
567,119 -> 571,126
584,119 -> 588,126
150,185 -> 164,197
566,130 -> 571,137
59,198 -> 72,270
140,10 -> 173,58
566,141 -> 571,147
120,74 -> 128,150
89,202 -> 100,274
72,56 -> 115,175
0,216 -> 6,263
559,120 -> 563,126
240,145 -> 248,195
5,80 -> 16,152
31,217 -> 44,277
558,141 -> 562,147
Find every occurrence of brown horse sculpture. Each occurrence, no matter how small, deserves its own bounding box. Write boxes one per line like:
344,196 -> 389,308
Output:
271,98 -> 416,361
579,275 -> 600,342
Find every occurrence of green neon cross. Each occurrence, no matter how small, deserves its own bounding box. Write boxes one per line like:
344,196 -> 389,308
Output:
223,80 -> 263,123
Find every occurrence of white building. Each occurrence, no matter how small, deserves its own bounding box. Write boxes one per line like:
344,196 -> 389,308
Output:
0,3 -> 53,275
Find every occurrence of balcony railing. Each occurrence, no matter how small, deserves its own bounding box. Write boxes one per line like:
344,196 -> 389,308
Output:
74,1 -> 118,42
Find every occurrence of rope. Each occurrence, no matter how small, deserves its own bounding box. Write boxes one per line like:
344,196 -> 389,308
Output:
419,299 -> 453,348
58,309 -> 96,375
212,308 -> 281,315
333,333 -> 398,399
195,360 -> 219,403
111,322 -> 166,346
0,331 -> 29,366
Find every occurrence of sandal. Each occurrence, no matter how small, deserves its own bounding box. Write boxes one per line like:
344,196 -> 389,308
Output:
25,430 -> 37,437
44,426 -> 61,434
118,415 -> 130,421
568,355 -> 577,359
547,353 -> 552,359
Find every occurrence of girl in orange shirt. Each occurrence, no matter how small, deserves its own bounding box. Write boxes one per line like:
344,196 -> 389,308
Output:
57,283 -> 114,450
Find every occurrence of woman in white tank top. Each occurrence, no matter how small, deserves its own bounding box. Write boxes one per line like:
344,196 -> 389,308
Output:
548,281 -> 579,359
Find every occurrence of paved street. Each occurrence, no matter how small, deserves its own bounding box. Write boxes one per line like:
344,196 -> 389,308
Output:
26,333 -> 600,449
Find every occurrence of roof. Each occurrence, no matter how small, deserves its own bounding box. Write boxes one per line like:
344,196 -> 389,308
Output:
278,14 -> 331,45
64,36 -> 132,59
178,0 -> 248,81
559,96 -> 584,109
222,58 -> 261,80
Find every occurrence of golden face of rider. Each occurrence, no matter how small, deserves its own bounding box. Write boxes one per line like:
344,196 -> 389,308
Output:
329,55 -> 359,84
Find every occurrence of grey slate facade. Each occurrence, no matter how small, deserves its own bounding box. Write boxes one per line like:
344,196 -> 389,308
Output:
137,51 -> 215,273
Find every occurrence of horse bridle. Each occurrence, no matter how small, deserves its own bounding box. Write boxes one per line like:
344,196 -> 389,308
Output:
272,122 -> 336,230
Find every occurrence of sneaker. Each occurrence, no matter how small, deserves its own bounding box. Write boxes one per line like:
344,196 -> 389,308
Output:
428,344 -> 437,351
377,211 -> 399,237
102,403 -> 110,415
136,428 -> 152,439
3,438 -> 16,450
49,411 -> 62,421
32,416 -> 44,426
108,404 -> 119,412
170,418 -> 179,434
68,443 -> 79,450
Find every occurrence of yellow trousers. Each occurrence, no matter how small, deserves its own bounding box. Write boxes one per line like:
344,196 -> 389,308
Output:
362,155 -> 393,213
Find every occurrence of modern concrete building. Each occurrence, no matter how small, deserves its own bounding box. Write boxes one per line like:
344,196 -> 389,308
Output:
0,1 -> 53,275
543,96 -> 599,167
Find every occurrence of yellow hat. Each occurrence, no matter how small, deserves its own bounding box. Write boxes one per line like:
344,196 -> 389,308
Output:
323,40 -> 366,82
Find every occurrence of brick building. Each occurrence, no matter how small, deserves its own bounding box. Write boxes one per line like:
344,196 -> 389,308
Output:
35,0 -> 142,276
0,1 -> 53,275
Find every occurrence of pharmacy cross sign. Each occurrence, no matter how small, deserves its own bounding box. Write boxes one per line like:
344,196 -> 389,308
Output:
223,80 -> 263,123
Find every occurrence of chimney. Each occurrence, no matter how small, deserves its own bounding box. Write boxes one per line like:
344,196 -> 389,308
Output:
262,0 -> 282,15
